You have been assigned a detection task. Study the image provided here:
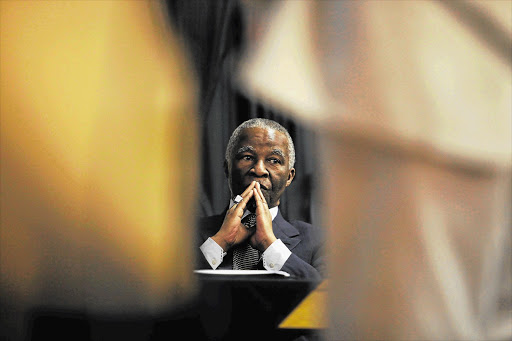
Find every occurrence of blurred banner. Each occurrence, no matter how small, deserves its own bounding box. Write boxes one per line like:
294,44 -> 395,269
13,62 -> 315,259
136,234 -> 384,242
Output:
240,0 -> 511,340
1,0 -> 198,339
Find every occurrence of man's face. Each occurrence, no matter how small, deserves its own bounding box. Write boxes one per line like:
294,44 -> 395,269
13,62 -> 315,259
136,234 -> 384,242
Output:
226,127 -> 295,209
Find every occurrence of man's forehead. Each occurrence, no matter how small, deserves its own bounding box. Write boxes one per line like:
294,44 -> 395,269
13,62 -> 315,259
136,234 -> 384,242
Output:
236,128 -> 288,153
238,127 -> 288,145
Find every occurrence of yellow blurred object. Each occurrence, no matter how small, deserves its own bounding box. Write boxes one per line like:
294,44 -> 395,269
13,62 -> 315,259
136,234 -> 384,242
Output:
279,280 -> 328,330
0,0 -> 198,331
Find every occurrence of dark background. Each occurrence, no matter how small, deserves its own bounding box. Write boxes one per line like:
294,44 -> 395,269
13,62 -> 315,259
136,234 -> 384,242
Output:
165,0 -> 322,225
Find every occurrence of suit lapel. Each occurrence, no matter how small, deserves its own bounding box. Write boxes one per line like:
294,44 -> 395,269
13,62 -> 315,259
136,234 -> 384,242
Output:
272,211 -> 301,250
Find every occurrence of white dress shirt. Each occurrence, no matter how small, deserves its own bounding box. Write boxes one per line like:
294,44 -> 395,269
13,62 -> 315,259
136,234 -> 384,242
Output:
199,200 -> 292,271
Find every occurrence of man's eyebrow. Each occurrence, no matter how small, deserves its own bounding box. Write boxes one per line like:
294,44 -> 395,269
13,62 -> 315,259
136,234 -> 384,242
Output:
236,146 -> 255,154
270,149 -> 285,158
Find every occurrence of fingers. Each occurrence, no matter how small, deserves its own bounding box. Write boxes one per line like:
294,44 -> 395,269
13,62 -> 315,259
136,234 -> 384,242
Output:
253,182 -> 268,210
250,183 -> 276,252
231,181 -> 256,214
236,189 -> 254,214
240,181 -> 257,198
217,182 -> 259,250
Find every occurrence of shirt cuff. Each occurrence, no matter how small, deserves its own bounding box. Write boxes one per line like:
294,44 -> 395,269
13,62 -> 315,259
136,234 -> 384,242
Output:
262,239 -> 291,271
199,237 -> 226,270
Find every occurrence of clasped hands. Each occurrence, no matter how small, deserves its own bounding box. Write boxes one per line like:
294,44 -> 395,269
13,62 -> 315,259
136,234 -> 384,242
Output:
212,181 -> 276,253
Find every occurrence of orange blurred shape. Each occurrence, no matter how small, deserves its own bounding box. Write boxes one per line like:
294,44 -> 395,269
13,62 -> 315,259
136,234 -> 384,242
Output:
1,0 -> 198,315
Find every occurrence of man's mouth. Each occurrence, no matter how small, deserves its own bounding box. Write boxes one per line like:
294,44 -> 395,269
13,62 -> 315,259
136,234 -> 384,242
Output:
258,183 -> 269,191
247,180 -> 269,191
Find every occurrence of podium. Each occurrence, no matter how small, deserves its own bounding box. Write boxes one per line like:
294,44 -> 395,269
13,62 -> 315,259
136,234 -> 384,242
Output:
152,273 -> 324,341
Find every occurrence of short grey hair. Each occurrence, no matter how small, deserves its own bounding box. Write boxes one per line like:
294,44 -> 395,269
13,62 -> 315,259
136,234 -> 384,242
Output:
225,118 -> 295,169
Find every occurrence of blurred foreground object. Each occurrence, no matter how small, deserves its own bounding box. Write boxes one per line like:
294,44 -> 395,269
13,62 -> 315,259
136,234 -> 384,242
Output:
1,0 -> 198,339
241,0 -> 511,340
279,280 -> 328,330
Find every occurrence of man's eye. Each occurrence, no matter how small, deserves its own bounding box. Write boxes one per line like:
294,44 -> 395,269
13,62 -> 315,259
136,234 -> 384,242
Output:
241,155 -> 253,161
268,158 -> 281,164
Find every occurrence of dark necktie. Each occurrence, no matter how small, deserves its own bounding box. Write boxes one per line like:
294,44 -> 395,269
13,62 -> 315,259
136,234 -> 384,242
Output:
233,213 -> 260,270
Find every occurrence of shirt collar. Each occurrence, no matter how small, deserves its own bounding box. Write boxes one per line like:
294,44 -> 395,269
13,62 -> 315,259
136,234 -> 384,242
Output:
229,199 -> 278,221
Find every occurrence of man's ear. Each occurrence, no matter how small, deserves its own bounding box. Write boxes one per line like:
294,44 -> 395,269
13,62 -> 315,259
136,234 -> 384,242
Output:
286,168 -> 295,187
223,160 -> 229,179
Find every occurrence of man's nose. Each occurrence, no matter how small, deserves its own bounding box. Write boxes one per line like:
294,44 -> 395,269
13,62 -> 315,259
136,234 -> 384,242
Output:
251,160 -> 269,177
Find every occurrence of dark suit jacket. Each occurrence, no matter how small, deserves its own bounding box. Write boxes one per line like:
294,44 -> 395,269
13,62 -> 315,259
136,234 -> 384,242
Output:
196,210 -> 325,279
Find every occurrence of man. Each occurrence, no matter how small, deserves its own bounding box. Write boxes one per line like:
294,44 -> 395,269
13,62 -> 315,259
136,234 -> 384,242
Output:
197,118 -> 324,279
